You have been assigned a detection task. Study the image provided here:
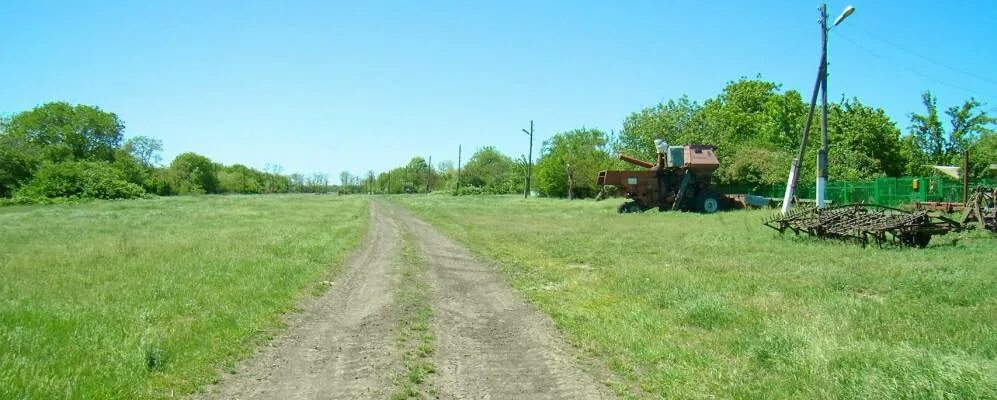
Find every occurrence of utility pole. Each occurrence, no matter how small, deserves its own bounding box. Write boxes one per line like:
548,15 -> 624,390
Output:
456,145 -> 462,195
522,120 -> 534,198
781,3 -> 855,214
816,3 -> 829,208
426,156 -> 432,194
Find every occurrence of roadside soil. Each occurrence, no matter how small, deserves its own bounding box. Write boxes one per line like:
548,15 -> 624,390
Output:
199,200 -> 615,399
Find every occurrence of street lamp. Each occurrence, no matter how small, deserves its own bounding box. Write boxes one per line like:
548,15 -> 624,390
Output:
782,3 -> 855,214
834,6 -> 855,26
817,4 -> 855,208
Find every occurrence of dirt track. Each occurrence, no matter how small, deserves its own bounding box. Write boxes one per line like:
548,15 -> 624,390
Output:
200,201 -> 614,399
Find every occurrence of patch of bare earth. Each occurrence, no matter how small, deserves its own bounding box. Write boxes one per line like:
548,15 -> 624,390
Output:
198,201 -> 615,400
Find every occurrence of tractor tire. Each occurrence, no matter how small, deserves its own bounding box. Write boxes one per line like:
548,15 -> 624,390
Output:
695,191 -> 723,214
617,201 -> 644,214
914,233 -> 931,248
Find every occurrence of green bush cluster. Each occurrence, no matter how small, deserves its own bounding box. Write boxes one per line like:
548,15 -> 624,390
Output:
1,102 -> 328,204
16,161 -> 144,201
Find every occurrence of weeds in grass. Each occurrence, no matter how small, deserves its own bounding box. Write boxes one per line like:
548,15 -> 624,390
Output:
390,228 -> 437,399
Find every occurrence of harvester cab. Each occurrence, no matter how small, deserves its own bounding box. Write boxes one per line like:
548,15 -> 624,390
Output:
597,142 -> 726,213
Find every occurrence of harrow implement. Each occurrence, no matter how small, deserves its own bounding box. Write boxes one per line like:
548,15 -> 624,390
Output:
764,203 -> 962,248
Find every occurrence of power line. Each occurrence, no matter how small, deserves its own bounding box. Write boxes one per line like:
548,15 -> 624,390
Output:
836,32 -> 993,99
850,26 -> 997,87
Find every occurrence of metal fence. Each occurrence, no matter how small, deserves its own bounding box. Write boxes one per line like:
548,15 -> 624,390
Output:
717,177 -> 996,207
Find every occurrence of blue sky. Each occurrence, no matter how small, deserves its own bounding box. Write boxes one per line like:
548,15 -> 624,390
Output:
2,1 -> 995,177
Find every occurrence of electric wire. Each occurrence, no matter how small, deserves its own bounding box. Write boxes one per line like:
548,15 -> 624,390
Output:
836,32 -> 993,99
849,26 -> 997,87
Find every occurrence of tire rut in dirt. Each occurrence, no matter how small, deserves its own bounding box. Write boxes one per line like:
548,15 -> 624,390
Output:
388,203 -> 615,400
198,201 -> 406,400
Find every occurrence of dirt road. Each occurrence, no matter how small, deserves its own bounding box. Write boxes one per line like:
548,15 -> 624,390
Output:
200,201 -> 614,399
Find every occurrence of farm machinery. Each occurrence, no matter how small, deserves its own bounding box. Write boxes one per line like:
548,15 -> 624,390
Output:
598,140 -> 733,213
762,185 -> 995,248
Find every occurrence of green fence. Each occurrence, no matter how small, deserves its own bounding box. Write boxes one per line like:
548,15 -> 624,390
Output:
717,177 -> 995,207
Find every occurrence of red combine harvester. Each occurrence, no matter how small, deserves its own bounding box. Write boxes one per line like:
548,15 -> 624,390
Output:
597,140 -> 730,213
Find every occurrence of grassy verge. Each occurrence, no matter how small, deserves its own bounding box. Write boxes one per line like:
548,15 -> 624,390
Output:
0,194 -> 369,399
390,227 -> 437,400
391,195 -> 996,399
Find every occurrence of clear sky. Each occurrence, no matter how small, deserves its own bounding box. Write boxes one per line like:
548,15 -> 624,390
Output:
2,1 -> 995,177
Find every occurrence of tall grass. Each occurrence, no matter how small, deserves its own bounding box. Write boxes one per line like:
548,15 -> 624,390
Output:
392,195 -> 996,399
0,195 -> 368,399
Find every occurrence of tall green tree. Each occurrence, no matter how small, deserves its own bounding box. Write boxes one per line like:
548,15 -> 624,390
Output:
122,136 -> 163,167
169,152 -> 219,194
461,147 -> 519,193
908,91 -> 947,165
534,128 -> 614,198
3,102 -> 124,163
824,98 -> 906,179
908,92 -> 996,174
618,96 -> 703,161
969,132 -> 997,177
0,130 -> 42,197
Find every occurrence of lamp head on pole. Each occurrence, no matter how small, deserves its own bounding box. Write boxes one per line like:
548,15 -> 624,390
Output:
833,5 -> 855,26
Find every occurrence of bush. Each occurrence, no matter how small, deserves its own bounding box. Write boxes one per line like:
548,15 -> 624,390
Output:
455,185 -> 485,196
169,152 -> 219,194
16,161 -> 145,201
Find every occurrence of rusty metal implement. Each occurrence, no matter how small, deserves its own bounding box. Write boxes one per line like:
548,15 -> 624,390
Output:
763,203 -> 962,248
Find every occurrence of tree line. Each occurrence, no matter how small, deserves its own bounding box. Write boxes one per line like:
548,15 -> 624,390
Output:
3,78 -> 993,202
374,77 -> 995,198
0,102 -> 336,203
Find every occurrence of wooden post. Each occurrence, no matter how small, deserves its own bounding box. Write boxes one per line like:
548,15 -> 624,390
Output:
962,150 -> 970,204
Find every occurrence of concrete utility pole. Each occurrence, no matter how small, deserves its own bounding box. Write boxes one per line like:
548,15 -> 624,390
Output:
782,3 -> 855,214
818,3 -> 855,208
817,3 -> 829,208
522,120 -> 534,198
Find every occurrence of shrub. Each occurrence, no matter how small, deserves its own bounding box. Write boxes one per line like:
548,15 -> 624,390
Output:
16,161 -> 145,201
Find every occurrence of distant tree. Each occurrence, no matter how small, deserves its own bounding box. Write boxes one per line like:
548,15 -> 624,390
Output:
403,157 -> 429,193
289,173 -> 305,192
908,92 -> 996,174
366,170 -> 375,194
264,163 -> 284,193
909,92 -> 947,165
122,136 -> 163,167
619,78 -> 907,184
339,171 -> 352,186
969,132 -> 997,177
461,147 -> 518,193
0,131 -> 43,197
534,128 -> 614,198
169,152 -> 219,194
3,102 -> 124,163
309,173 -> 329,193
218,164 -> 263,194
434,160 -> 455,192
824,98 -> 906,179
618,96 -> 703,162
945,98 -> 995,158
619,78 -> 809,185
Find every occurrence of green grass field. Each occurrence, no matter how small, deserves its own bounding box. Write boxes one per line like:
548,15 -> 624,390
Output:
391,195 -> 997,399
0,195 -> 367,399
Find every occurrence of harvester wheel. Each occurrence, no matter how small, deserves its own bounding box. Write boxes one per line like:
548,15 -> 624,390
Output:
618,201 -> 643,214
695,191 -> 723,213
915,233 -> 931,248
